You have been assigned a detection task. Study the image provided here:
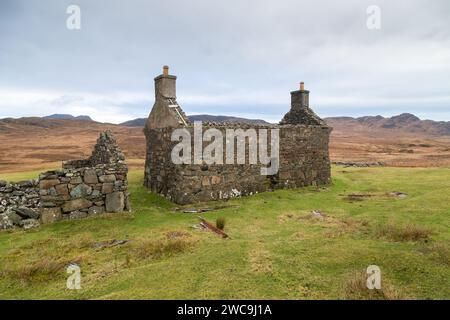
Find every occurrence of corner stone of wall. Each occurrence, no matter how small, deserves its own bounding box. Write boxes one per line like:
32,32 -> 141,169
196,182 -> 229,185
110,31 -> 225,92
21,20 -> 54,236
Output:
0,130 -> 130,231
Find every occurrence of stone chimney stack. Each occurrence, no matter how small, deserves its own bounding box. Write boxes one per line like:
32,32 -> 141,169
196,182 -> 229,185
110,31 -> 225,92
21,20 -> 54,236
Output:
154,65 -> 176,99
280,81 -> 325,125
290,81 -> 309,110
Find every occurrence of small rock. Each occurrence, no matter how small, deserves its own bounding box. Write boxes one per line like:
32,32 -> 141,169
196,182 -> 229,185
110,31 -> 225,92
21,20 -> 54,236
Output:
6,211 -> 23,226
17,180 -> 34,188
88,206 -> 105,215
105,192 -> 124,213
311,210 -> 326,220
62,198 -> 93,213
68,211 -> 88,219
70,184 -> 92,198
99,174 -> 116,183
55,184 -> 69,196
101,183 -> 114,194
48,187 -> 58,196
40,207 -> 62,224
83,169 -> 99,184
0,213 -> 14,229
21,219 -> 40,230
91,189 -> 101,198
13,207 -> 40,219
39,179 -> 60,190
70,176 -> 83,184
388,192 -> 408,198
93,239 -> 128,249
191,223 -> 206,230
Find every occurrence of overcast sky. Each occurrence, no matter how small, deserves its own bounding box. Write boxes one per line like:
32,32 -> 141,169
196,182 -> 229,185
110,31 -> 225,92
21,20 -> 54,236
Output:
0,0 -> 449,123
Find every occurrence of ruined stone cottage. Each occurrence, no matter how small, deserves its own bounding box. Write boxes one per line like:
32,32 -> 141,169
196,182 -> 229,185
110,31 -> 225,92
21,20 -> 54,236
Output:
144,66 -> 331,204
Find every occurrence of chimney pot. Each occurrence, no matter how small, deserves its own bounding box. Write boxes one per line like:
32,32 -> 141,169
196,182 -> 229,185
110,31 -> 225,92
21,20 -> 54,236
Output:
300,82 -> 305,91
163,65 -> 169,76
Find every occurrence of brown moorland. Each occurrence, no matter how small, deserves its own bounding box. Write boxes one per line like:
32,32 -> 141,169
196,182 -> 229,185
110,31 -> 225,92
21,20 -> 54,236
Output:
1,115 -> 450,174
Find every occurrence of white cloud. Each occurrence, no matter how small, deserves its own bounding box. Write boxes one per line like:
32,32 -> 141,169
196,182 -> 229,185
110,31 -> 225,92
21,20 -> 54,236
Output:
1,0 -> 450,121
0,88 -> 150,123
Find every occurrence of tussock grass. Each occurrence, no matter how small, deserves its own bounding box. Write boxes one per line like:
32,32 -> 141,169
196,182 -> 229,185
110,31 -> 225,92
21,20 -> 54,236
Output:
249,247 -> 273,275
343,271 -> 404,300
375,222 -> 433,242
216,217 -> 226,230
132,238 -> 194,261
419,243 -> 450,266
1,256 -> 83,285
0,167 -> 449,299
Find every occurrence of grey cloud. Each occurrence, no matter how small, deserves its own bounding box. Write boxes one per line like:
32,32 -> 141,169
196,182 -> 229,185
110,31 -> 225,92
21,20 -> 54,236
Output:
0,0 -> 449,122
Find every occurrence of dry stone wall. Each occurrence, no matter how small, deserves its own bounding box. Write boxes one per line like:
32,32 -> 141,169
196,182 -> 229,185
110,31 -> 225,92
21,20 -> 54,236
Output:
0,180 -> 41,229
39,162 -> 129,224
0,130 -> 130,230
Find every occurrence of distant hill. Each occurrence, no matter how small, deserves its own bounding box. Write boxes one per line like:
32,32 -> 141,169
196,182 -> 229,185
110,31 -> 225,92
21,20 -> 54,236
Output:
2,112 -> 450,171
120,118 -> 146,127
120,115 -> 270,127
325,113 -> 450,136
43,114 -> 93,121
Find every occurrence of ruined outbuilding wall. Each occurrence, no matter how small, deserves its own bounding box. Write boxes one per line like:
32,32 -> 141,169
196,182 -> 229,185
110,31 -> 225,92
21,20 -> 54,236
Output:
38,162 -> 130,224
0,130 -> 130,230
144,123 -> 331,204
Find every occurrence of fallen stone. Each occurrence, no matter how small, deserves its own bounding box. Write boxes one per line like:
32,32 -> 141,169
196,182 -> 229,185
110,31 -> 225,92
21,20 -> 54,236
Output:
62,198 -> 93,213
311,210 -> 326,220
0,180 -> 7,187
388,191 -> 408,198
191,224 -> 206,230
13,207 -> 40,219
105,191 -> 124,213
93,239 -> 128,249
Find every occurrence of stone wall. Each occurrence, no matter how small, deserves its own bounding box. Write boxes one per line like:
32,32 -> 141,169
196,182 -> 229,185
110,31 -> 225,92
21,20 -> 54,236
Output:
0,180 -> 41,229
144,123 -> 331,204
39,162 -> 130,224
0,130 -> 130,230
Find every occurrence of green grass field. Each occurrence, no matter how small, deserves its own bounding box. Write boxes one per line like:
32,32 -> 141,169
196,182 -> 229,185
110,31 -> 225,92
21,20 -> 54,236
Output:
0,166 -> 449,299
